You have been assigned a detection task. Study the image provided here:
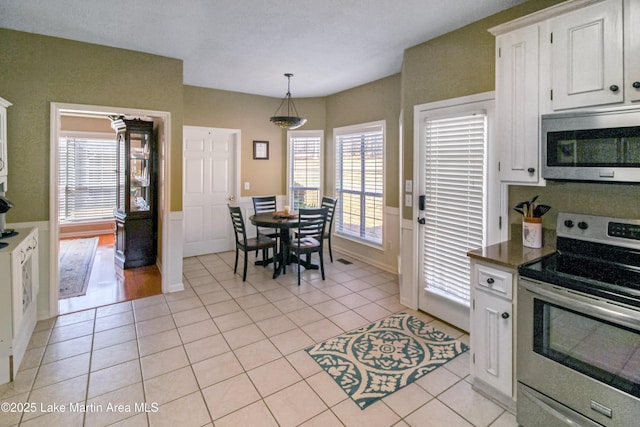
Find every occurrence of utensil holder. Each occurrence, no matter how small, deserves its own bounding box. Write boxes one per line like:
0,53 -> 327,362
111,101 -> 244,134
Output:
523,217 -> 542,248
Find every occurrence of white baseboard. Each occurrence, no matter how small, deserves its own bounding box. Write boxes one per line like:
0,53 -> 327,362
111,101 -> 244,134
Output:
332,245 -> 396,274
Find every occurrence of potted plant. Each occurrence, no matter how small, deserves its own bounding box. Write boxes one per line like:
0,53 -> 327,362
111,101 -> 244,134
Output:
514,195 -> 551,248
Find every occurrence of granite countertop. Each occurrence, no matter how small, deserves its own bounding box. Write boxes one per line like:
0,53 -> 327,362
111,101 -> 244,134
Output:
467,240 -> 556,270
467,225 -> 557,269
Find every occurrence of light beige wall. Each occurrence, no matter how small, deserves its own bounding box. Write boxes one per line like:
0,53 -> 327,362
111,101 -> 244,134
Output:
324,74 -> 402,269
0,28 -> 184,222
325,74 -> 401,206
509,182 -> 640,233
400,0 -> 565,220
183,85 -> 326,196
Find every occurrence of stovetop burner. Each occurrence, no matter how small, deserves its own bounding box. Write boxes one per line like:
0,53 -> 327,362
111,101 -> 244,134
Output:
519,252 -> 640,308
518,213 -> 640,309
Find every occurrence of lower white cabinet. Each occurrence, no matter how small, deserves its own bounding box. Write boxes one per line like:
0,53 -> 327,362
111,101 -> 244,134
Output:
0,227 -> 39,384
470,260 -> 516,412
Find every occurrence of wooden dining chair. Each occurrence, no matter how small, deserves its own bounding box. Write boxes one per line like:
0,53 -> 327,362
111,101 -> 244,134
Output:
288,207 -> 328,286
321,196 -> 338,262
228,205 -> 277,281
252,196 -> 279,255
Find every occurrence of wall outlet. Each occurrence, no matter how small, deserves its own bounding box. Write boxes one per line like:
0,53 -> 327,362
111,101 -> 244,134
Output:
244,182 -> 250,190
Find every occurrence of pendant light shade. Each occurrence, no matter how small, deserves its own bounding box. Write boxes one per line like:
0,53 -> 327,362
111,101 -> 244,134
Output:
270,73 -> 307,130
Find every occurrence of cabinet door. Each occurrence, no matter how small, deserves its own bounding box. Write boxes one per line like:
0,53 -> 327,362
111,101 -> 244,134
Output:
550,0 -> 623,110
628,0 -> 640,102
496,25 -> 540,183
473,289 -> 513,397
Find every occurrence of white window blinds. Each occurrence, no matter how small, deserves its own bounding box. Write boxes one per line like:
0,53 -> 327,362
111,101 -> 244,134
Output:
289,133 -> 322,208
422,113 -> 486,303
335,123 -> 384,245
59,136 -> 117,223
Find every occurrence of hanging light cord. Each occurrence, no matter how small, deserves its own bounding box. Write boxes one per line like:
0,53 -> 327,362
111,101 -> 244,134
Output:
272,73 -> 301,117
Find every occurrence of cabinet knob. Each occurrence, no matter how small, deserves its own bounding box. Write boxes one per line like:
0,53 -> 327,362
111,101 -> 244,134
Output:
609,85 -> 620,92
527,167 -> 535,174
486,278 -> 495,285
633,81 -> 640,89
501,312 -> 510,319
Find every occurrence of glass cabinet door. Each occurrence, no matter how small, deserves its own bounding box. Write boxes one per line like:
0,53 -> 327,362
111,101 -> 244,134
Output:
129,131 -> 150,212
117,133 -> 126,212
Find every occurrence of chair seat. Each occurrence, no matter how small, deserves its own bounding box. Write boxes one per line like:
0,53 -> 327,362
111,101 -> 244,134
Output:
290,237 -> 321,250
258,230 -> 279,239
246,235 -> 277,250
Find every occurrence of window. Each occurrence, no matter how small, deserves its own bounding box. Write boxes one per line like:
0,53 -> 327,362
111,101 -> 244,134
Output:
59,133 -> 117,223
422,112 -> 487,304
288,131 -> 323,208
334,121 -> 384,246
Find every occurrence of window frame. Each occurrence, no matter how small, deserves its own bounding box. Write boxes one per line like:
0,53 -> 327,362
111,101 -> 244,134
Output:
332,120 -> 386,248
286,130 -> 324,209
58,130 -> 118,224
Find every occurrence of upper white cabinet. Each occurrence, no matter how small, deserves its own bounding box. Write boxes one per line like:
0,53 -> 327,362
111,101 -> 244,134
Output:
549,0 -> 623,110
627,0 -> 640,102
0,96 -> 11,191
495,25 -> 541,183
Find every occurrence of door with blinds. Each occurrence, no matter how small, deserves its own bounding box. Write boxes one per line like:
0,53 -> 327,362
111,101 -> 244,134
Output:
416,95 -> 495,332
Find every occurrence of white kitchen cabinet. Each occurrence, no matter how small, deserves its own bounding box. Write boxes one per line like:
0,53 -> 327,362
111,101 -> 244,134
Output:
0,96 -> 11,192
0,227 -> 39,384
549,0 -> 624,110
470,261 -> 516,412
627,0 -> 640,102
494,24 -> 542,184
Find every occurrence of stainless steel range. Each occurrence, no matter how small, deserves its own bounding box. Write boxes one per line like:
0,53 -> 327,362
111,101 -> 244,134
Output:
517,213 -> 640,427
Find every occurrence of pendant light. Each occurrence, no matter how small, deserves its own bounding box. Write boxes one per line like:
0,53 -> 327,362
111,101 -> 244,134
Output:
270,73 -> 307,130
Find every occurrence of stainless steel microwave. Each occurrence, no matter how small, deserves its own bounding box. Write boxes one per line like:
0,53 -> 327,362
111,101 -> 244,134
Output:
541,107 -> 640,182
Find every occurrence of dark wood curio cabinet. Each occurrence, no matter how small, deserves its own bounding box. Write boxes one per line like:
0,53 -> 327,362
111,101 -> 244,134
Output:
110,117 -> 157,269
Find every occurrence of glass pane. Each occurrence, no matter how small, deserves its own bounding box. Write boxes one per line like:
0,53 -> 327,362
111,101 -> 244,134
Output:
535,301 -> 640,398
118,134 -> 125,211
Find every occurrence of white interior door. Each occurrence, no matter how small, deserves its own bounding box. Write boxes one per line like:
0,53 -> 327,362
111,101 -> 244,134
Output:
183,126 -> 237,257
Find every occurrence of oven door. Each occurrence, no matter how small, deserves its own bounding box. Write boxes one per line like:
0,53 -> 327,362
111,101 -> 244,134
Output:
517,278 -> 640,427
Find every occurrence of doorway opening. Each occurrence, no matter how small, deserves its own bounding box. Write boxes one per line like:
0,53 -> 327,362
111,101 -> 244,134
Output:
50,103 -> 173,317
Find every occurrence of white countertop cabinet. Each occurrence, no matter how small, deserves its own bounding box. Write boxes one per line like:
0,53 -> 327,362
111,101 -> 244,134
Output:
0,227 -> 39,384
470,260 -> 516,412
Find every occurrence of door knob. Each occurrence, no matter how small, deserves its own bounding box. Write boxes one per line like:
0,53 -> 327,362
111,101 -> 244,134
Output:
486,278 -> 495,285
228,196 -> 235,201
527,167 -> 535,174
633,81 -> 640,89
501,312 -> 510,319
609,85 -> 619,92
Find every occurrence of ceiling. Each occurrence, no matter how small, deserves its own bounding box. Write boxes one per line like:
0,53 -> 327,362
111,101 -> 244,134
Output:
0,0 -> 527,98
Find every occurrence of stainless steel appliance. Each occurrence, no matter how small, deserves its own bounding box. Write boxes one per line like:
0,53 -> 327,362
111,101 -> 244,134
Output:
542,106 -> 640,182
517,213 -> 640,427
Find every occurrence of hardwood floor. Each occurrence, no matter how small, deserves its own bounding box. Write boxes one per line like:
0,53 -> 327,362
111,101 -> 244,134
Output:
58,234 -> 162,315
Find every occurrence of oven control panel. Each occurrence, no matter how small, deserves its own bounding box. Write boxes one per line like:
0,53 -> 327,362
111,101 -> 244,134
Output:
608,222 -> 640,241
557,213 -> 640,249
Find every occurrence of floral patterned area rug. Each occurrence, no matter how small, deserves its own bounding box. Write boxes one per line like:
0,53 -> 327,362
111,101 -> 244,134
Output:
305,312 -> 469,409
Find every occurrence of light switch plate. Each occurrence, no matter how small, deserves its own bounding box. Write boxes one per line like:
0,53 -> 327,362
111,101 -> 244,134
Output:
405,180 -> 413,193
244,182 -> 250,190
405,194 -> 412,207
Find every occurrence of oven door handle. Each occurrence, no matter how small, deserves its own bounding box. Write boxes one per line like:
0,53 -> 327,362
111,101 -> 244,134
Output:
520,280 -> 640,331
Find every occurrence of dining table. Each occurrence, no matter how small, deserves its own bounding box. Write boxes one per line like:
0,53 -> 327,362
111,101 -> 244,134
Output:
249,211 -> 319,279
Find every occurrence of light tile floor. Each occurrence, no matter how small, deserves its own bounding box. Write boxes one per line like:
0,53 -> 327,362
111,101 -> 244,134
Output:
0,251 -> 517,427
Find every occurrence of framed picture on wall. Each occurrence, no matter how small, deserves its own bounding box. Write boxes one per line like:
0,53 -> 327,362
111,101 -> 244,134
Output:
253,140 -> 269,160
